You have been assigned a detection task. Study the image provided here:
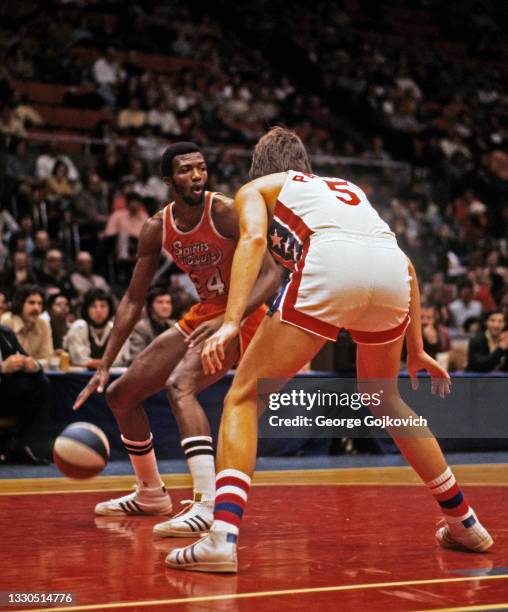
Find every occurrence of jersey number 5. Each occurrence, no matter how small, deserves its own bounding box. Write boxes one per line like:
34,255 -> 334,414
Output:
324,180 -> 360,206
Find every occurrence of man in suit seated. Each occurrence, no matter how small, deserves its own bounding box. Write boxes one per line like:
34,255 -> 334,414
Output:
0,324 -> 50,463
467,310 -> 508,372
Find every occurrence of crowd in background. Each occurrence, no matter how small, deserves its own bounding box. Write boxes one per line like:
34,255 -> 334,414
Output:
0,0 -> 507,375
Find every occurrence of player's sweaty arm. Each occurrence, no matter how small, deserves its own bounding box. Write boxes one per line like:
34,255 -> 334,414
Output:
101,217 -> 162,368
223,184 -> 269,328
405,257 -> 424,355
220,176 -> 284,327
405,257 -> 450,396
243,250 -> 282,317
212,190 -> 282,322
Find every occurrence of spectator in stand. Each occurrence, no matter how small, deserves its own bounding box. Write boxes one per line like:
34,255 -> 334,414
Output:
128,158 -> 152,199
129,286 -> 176,362
7,232 -> 30,256
1,285 -> 54,363
421,305 -> 451,359
69,251 -> 112,301
73,170 -> 109,252
36,141 -> 79,182
92,46 -> 126,107
118,97 -> 146,133
36,249 -> 76,299
44,292 -> 70,352
137,126 -> 167,163
0,324 -> 50,464
5,138 -> 37,195
103,191 -> 148,269
483,249 -> 507,304
0,204 -> 19,244
467,310 -> 508,372
64,288 -> 129,368
30,230 -> 51,273
12,92 -> 44,130
0,105 -> 26,139
147,99 -> 181,136
449,280 -> 483,329
18,214 -> 35,253
97,144 -> 127,184
111,176 -> 135,211
46,160 -> 78,204
0,251 -> 37,296
469,268 -> 496,312
463,316 -> 482,338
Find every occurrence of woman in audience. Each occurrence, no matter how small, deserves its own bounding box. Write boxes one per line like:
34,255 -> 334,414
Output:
64,288 -> 129,368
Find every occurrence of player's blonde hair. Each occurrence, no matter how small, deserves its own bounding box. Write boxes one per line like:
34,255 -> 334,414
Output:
249,127 -> 312,179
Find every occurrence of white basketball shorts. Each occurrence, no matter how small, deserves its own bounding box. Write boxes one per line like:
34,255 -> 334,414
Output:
271,231 -> 411,344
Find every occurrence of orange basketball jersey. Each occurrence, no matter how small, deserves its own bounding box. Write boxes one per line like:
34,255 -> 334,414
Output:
161,191 -> 236,306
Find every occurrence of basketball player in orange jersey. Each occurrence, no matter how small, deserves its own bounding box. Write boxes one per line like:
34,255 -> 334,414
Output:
167,128 -> 493,573
74,142 -> 280,537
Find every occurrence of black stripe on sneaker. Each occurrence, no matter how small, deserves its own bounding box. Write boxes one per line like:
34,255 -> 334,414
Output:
120,502 -> 128,513
182,439 -> 213,451
190,543 -> 198,563
131,500 -> 143,513
125,445 -> 153,456
184,520 -> 196,532
188,517 -> 202,531
185,448 -> 214,459
193,515 -> 209,530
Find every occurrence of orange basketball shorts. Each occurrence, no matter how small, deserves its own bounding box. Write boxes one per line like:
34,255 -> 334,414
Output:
176,302 -> 267,356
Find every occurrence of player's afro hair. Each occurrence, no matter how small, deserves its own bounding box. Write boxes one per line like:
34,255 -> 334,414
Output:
160,142 -> 203,178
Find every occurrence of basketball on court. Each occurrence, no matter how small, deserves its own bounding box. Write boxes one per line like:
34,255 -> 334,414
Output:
53,423 -> 110,480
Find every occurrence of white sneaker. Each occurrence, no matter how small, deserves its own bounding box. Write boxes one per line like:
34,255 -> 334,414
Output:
165,529 -> 238,573
94,484 -> 173,516
436,512 -> 493,552
153,493 -> 213,537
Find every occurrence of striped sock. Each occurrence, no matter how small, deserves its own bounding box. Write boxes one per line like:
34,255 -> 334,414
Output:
426,467 -> 474,526
181,436 -> 215,501
213,469 -> 251,535
121,433 -> 163,489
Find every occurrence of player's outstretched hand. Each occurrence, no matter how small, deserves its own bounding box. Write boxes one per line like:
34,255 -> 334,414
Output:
187,315 -> 225,348
73,365 -> 110,410
407,350 -> 451,398
201,322 -> 239,375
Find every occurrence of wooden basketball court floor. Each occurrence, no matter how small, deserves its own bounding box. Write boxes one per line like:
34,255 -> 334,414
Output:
0,463 -> 507,612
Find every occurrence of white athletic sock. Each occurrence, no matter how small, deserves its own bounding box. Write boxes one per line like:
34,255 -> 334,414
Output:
181,435 -> 215,501
426,466 -> 472,523
121,433 -> 163,490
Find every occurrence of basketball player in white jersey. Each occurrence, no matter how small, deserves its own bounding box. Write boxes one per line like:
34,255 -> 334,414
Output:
166,128 -> 493,573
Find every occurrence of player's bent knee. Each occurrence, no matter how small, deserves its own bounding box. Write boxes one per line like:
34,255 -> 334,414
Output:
224,383 -> 257,411
165,377 -> 196,411
105,381 -> 131,414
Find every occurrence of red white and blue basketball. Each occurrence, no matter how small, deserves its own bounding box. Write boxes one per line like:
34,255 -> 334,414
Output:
53,422 -> 110,479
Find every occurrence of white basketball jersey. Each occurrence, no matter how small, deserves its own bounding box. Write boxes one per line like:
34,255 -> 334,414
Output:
278,171 -> 392,235
268,171 -> 394,271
